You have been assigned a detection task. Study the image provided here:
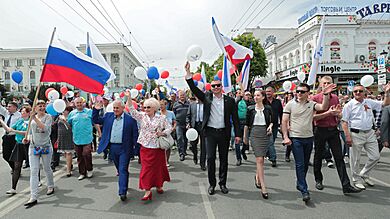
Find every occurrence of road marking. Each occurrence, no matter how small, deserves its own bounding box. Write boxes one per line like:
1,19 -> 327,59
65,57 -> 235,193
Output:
370,176 -> 390,187
0,167 -> 65,217
198,182 -> 215,219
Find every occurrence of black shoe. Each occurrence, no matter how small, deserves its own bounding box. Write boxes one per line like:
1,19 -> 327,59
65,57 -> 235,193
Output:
315,181 -> 324,190
46,188 -> 55,196
120,194 -> 127,201
236,159 -> 242,166
220,185 -> 229,194
308,161 -> 313,166
271,161 -> 277,167
180,154 -> 185,161
261,192 -> 269,199
193,158 -> 198,165
24,199 -> 37,208
208,186 -> 215,195
285,157 -> 291,162
103,153 -> 108,160
241,150 -> 247,161
200,165 -> 206,171
254,176 -> 261,189
23,164 -> 30,169
343,185 -> 362,194
302,193 -> 310,202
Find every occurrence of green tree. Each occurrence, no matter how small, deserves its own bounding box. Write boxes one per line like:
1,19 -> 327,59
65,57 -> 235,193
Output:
208,33 -> 268,91
195,62 -> 216,83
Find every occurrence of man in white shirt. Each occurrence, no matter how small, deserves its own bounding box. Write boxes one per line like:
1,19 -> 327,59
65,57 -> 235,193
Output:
341,84 -> 390,190
0,102 -> 22,171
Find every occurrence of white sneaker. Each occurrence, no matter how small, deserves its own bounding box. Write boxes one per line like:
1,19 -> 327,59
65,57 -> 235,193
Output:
87,171 -> 93,178
6,189 -> 17,195
344,156 -> 349,164
354,183 -> 366,190
78,175 -> 86,180
363,177 -> 375,187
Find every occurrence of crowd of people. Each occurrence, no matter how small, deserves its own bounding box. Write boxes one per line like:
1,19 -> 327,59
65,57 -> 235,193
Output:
1,62 -> 390,208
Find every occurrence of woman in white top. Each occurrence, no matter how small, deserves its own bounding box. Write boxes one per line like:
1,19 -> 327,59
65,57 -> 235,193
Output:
244,90 -> 273,199
126,97 -> 172,201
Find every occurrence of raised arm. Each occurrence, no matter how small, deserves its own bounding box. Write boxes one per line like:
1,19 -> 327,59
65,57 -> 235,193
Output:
125,97 -> 143,121
184,62 -> 206,102
314,84 -> 336,111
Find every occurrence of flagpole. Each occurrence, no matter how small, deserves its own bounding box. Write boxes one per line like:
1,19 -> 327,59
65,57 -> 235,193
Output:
25,27 -> 57,140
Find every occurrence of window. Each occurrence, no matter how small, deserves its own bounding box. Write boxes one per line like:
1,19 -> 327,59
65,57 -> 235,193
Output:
288,53 -> 293,67
330,41 -> 341,60
30,71 -> 36,79
3,59 -> 9,67
16,59 -> 23,67
29,59 -> 35,66
368,41 -> 376,60
112,53 -> 119,63
5,71 -> 10,79
283,56 -> 287,70
295,50 -> 300,66
305,44 -> 312,62
41,58 -> 46,65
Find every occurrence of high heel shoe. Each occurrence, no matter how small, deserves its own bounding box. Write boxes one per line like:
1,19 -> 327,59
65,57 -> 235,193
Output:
141,192 -> 152,201
261,192 -> 269,199
254,176 -> 261,189
157,188 -> 164,194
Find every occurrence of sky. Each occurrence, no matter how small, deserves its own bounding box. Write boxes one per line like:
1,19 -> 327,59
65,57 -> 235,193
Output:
0,0 -> 382,88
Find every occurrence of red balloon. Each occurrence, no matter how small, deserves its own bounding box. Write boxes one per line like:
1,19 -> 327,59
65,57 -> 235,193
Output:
193,73 -> 202,81
60,86 -> 68,95
205,83 -> 211,91
290,83 -> 296,91
119,92 -> 125,98
161,71 -> 169,79
45,88 -> 55,98
135,83 -> 143,91
217,70 -> 223,80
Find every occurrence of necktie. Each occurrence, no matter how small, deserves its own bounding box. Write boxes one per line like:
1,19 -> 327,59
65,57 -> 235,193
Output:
6,114 -> 13,127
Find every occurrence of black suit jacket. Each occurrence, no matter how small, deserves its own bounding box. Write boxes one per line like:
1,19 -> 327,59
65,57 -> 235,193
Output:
186,78 -> 242,138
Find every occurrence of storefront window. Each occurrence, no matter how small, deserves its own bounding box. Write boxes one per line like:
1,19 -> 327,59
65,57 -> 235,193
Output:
330,41 -> 341,60
368,41 -> 376,60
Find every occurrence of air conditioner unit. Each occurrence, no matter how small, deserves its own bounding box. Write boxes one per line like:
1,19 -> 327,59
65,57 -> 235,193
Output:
355,55 -> 365,63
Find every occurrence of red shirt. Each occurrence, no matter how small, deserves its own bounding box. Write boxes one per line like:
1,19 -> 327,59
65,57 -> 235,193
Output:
311,93 -> 339,127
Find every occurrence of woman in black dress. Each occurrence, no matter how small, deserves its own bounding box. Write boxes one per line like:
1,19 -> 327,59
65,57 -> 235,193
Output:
56,106 -> 74,176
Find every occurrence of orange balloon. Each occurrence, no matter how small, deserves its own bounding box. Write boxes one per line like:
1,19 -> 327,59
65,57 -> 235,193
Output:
217,70 -> 223,79
193,73 -> 202,81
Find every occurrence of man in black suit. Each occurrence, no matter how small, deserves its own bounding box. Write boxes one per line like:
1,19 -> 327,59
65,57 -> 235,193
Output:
186,97 -> 206,170
185,62 -> 241,195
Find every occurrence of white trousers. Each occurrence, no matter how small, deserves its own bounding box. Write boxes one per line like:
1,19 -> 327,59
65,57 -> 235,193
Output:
349,129 -> 380,183
29,146 -> 54,200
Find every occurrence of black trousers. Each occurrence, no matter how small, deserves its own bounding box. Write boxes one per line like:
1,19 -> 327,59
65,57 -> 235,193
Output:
190,122 -> 206,166
205,127 -> 229,187
2,134 -> 16,170
313,127 -> 350,188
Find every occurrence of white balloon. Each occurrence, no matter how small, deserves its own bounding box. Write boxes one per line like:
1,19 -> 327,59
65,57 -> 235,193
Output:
360,75 -> 374,87
130,89 -> 139,98
53,99 -> 66,113
151,90 -> 157,95
134,67 -> 147,80
159,86 -> 166,92
186,45 -> 203,62
197,81 -> 204,90
186,128 -> 199,141
66,91 -> 74,98
283,81 -> 292,91
48,90 -> 60,101
106,103 -> 114,112
297,72 -> 306,82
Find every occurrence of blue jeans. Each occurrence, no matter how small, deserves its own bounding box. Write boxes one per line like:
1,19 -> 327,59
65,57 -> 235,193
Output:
291,137 -> 313,194
176,125 -> 188,156
266,127 -> 278,161
110,143 -> 131,196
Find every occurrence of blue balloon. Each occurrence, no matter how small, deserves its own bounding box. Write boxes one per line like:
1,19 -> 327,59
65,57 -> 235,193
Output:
214,75 -> 220,81
194,80 -> 198,86
141,89 -> 145,95
46,103 -> 58,116
11,71 -> 23,84
154,71 -> 159,80
147,66 -> 159,80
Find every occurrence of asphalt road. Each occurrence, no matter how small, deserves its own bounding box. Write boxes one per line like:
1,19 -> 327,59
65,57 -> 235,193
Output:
0,130 -> 390,219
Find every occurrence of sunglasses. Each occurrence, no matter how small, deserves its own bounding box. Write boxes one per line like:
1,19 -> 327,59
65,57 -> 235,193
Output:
143,106 -> 151,109
211,84 -> 222,88
353,90 -> 364,93
296,90 -> 308,94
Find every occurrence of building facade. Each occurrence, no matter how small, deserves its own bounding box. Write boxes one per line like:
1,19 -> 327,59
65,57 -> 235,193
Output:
247,11 -> 390,92
0,43 -> 143,94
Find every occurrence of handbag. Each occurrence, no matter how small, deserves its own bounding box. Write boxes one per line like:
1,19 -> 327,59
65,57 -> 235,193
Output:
33,146 -> 50,155
158,134 -> 174,150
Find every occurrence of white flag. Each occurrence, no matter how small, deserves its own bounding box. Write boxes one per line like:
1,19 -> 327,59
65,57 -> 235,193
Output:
307,16 -> 325,85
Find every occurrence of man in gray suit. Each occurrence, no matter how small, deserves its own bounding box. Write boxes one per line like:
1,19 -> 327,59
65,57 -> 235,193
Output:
380,105 -> 390,150
187,97 -> 206,171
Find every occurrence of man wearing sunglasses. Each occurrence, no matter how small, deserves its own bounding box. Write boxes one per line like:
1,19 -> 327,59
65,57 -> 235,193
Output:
185,61 -> 241,195
341,84 -> 390,190
312,76 -> 361,194
282,82 -> 336,202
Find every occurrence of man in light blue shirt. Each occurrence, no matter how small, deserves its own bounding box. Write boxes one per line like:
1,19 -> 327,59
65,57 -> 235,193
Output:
110,113 -> 124,144
68,97 -> 94,180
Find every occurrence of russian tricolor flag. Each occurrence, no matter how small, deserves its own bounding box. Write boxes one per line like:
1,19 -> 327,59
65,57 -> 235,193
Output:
41,36 -> 115,94
222,56 -> 232,93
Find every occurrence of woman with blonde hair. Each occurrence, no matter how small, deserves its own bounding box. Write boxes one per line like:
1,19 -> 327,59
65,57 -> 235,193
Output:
126,97 -> 171,201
